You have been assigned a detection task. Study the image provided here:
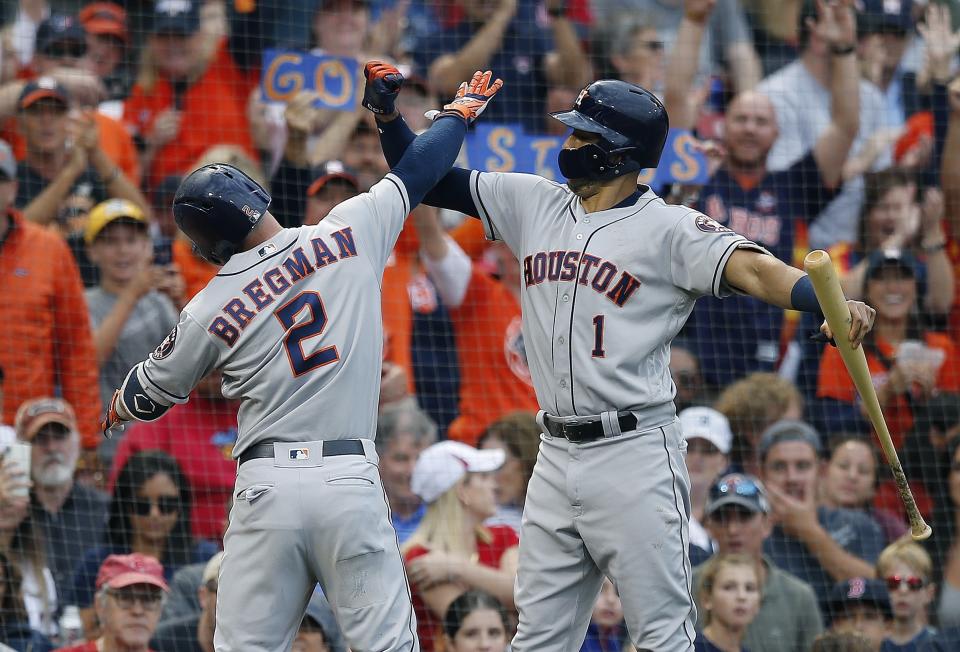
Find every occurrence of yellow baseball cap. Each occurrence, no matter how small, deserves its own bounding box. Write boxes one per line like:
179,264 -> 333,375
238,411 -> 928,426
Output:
84,198 -> 147,244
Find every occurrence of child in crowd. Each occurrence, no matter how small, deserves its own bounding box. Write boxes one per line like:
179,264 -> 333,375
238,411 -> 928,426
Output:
826,578 -> 892,651
442,590 -> 510,652
84,198 -> 181,418
695,553 -> 763,652
876,539 -> 936,651
580,577 -> 633,652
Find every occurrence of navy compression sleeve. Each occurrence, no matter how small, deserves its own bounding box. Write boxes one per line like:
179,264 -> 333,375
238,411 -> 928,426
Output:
379,115 -> 478,215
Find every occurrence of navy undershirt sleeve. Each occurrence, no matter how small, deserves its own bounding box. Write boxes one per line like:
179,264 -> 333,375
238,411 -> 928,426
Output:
379,115 -> 478,216
790,275 -> 821,313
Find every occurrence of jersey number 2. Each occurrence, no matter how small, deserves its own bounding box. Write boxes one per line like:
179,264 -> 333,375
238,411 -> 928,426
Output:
592,315 -> 605,358
275,292 -> 340,376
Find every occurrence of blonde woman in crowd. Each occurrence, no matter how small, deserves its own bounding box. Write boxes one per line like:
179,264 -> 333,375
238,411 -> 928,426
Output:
402,441 -> 519,652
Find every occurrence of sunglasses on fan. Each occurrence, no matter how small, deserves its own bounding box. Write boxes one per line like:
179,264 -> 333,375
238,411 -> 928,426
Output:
130,496 -> 180,516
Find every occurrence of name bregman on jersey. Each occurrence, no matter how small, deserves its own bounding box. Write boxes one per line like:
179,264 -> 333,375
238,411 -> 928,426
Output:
522,250 -> 641,307
208,227 -> 357,346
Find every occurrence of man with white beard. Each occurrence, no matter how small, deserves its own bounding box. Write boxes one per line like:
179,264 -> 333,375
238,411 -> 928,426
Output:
3,398 -> 109,598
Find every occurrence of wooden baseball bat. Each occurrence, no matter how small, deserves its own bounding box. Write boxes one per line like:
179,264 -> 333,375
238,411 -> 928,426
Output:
804,250 -> 932,541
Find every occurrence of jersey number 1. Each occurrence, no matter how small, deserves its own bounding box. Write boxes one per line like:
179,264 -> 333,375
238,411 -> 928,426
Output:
592,314 -> 605,358
275,291 -> 340,376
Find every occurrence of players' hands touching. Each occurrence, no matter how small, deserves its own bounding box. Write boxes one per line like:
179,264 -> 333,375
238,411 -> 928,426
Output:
147,109 -> 182,149
407,551 -> 464,589
363,61 -> 404,117
427,70 -> 503,124
765,483 -> 819,539
819,300 -> 875,349
683,0 -> 716,24
807,0 -> 857,48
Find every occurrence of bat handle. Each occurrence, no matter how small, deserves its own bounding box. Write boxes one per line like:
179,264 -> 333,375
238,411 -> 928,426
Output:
892,463 -> 933,540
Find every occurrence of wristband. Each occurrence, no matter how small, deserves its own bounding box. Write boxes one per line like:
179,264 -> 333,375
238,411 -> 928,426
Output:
790,274 -> 821,313
829,43 -> 856,56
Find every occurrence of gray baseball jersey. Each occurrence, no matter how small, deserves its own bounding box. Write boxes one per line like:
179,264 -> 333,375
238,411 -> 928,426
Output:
469,171 -> 765,652
471,172 -> 763,426
123,175 -> 410,456
118,174 -> 421,651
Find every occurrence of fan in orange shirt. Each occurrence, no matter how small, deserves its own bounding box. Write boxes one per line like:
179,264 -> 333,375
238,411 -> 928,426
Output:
0,13 -> 142,186
122,0 -> 261,188
412,207 -> 539,446
0,141 -> 100,445
817,248 -> 960,449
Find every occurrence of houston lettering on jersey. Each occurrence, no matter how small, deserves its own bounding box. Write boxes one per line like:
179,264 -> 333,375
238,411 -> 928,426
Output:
208,227 -> 358,346
522,250 -> 641,307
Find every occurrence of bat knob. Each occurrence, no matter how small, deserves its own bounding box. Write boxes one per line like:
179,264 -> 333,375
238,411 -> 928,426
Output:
911,523 -> 933,541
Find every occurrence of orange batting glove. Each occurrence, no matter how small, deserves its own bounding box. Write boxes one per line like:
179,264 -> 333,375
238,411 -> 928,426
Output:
100,389 -> 127,439
426,70 -> 503,124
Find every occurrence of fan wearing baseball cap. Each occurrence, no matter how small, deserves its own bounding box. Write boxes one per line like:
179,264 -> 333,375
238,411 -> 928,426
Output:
696,473 -> 824,652
56,553 -> 168,652
79,3 -> 133,101
14,75 -> 146,228
826,577 -> 892,650
402,441 -> 518,652
679,407 -> 732,555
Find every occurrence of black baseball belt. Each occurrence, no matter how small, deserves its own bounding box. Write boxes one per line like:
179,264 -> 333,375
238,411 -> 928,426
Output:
238,439 -> 365,466
542,412 -> 638,443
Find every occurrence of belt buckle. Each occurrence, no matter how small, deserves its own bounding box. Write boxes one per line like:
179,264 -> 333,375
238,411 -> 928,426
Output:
562,419 -> 580,441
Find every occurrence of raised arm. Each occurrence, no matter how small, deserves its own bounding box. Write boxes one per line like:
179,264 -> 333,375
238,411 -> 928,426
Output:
428,0 -> 517,96
543,1 -> 590,89
363,61 -> 480,215
943,78 -> 960,243
663,0 -> 715,131
809,0 -> 860,190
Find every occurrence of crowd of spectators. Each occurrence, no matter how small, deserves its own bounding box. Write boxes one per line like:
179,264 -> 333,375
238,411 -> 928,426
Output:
0,0 -> 960,650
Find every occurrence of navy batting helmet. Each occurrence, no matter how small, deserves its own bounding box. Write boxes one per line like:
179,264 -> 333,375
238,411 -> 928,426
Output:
550,80 -> 669,181
173,164 -> 271,266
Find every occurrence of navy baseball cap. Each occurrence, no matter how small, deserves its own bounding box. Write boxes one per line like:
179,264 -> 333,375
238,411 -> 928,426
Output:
827,578 -> 892,624
757,419 -> 823,461
859,0 -> 914,35
153,0 -> 201,34
705,473 -> 770,517
865,247 -> 918,281
36,14 -> 87,57
18,77 -> 69,111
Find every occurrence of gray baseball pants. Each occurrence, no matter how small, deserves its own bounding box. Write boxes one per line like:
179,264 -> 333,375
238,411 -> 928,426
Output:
214,439 -> 419,651
512,418 -> 696,652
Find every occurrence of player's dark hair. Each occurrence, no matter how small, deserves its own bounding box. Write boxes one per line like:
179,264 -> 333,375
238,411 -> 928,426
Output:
442,590 -> 509,639
108,450 -> 195,568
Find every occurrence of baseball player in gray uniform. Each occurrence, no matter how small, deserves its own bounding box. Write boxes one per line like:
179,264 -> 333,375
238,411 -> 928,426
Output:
363,66 -> 876,650
100,69 -> 503,651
